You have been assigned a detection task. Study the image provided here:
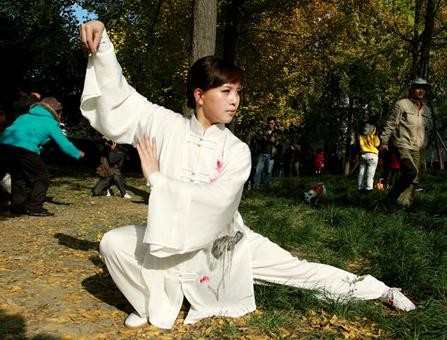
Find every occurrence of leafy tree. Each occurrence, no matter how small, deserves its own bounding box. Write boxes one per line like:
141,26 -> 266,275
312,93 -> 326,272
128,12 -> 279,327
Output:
0,1 -> 86,123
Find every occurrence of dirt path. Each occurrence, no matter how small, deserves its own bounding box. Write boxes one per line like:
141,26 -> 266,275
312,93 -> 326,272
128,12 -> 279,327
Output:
0,172 -> 188,339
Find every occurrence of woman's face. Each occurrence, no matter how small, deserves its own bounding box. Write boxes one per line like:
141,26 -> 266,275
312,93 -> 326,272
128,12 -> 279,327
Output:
195,82 -> 241,127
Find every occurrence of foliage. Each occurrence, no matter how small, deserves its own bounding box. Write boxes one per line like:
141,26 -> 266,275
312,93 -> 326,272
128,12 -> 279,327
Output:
2,1 -> 447,141
80,0 -> 194,113
0,0 -> 87,124
77,0 -> 446,144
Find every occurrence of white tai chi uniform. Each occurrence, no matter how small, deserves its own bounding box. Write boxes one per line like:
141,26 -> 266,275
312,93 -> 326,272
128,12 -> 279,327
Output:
81,30 -> 390,330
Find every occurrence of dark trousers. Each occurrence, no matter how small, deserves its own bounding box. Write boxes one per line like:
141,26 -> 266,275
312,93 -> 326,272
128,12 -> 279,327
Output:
0,144 -> 49,212
92,174 -> 126,197
389,148 -> 422,206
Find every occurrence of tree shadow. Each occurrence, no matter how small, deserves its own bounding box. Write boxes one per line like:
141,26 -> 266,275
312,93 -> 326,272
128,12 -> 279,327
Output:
54,233 -> 98,251
49,178 -> 93,191
0,211 -> 11,221
54,233 -> 133,314
0,309 -> 59,339
45,196 -> 71,206
0,309 -> 26,339
81,271 -> 133,315
125,184 -> 149,203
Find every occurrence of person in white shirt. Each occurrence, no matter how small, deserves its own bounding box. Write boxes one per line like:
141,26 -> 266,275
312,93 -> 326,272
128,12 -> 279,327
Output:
79,20 -> 415,330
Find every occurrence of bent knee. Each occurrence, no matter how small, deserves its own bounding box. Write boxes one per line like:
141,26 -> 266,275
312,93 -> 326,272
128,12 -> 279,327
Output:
99,230 -> 119,257
99,225 -> 143,258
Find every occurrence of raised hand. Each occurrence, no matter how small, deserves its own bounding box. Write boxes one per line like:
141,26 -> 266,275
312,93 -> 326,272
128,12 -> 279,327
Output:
80,20 -> 105,54
136,136 -> 160,180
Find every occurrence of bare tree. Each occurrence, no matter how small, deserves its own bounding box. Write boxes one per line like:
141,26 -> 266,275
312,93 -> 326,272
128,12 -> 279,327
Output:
411,0 -> 444,169
412,0 -> 437,79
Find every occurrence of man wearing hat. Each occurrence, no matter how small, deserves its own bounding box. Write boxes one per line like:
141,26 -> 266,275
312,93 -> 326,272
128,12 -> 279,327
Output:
0,97 -> 85,216
380,78 -> 433,208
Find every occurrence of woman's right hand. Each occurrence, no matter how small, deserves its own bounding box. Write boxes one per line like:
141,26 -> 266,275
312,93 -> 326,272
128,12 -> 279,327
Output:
80,20 -> 105,54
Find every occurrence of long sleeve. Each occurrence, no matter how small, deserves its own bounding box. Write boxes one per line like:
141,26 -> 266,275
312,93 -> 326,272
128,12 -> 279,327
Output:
80,29 -> 182,145
381,102 -> 402,145
49,125 -> 82,159
145,142 -> 251,257
100,156 -> 109,168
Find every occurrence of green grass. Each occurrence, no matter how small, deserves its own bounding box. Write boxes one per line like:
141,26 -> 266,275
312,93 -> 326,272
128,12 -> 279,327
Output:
241,173 -> 447,338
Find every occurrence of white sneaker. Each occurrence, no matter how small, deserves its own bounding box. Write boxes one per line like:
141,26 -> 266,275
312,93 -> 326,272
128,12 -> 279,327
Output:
124,312 -> 147,328
123,192 -> 131,199
106,190 -> 111,197
382,288 -> 416,311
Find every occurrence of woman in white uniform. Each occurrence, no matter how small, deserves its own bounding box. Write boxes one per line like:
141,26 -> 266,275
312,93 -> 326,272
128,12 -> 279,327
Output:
79,21 -> 415,330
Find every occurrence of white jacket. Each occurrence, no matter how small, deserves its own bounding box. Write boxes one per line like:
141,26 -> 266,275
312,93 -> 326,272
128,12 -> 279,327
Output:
81,30 -> 256,328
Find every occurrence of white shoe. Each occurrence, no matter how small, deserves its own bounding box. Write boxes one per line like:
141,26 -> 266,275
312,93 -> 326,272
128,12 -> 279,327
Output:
382,288 -> 416,311
106,190 -> 111,197
123,192 -> 131,199
124,312 -> 147,328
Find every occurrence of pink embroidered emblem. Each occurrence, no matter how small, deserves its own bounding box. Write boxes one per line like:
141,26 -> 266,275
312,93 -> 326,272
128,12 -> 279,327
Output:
199,275 -> 210,284
216,159 -> 224,173
209,159 -> 224,183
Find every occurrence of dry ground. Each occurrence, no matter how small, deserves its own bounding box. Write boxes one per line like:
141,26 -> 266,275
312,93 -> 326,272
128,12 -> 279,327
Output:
0,168 -> 385,339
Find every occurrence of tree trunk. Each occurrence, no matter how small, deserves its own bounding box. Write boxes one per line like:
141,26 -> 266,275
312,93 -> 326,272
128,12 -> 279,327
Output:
411,0 -> 423,78
419,0 -> 436,78
191,0 -> 217,64
411,0 -> 442,170
436,138 -> 444,170
223,0 -> 245,63
344,103 -> 354,176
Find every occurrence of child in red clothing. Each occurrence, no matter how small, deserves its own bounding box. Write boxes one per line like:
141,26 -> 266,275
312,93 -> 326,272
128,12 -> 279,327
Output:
383,149 -> 400,190
313,149 -> 325,175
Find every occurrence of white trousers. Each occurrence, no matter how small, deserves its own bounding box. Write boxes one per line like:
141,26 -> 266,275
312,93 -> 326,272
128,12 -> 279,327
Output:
358,153 -> 379,190
100,225 -> 389,323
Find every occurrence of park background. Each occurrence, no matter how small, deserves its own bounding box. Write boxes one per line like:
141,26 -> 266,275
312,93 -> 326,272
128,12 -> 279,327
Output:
1,1 -> 446,339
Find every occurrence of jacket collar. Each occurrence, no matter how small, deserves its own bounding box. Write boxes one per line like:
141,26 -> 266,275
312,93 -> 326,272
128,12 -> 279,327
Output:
406,98 -> 429,113
29,104 -> 58,121
190,113 -> 226,140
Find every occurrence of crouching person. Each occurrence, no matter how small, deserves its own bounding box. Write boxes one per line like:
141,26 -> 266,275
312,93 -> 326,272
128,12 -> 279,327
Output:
92,140 -> 131,198
0,97 -> 84,216
82,20 -> 415,330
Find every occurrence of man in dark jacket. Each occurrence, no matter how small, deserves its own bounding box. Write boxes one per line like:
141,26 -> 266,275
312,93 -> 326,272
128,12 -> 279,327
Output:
0,97 -> 85,216
253,117 -> 279,188
92,140 -> 130,198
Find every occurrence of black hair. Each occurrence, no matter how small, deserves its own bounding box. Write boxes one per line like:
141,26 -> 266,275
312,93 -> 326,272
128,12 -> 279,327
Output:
186,56 -> 243,109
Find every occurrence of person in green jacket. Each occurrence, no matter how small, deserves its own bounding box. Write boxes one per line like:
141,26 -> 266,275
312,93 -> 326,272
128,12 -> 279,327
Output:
0,97 -> 85,216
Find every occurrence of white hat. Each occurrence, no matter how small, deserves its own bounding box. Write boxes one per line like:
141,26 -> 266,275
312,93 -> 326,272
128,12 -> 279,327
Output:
410,77 -> 430,87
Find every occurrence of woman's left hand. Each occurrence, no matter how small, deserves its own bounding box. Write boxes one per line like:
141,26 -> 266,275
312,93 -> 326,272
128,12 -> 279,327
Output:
136,136 -> 159,180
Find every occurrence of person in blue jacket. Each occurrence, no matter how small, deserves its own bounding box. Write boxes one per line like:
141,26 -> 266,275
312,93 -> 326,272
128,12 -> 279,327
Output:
0,97 -> 84,216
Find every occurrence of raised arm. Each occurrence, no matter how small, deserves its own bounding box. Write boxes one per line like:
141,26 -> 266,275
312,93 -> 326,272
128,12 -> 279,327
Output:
49,124 -> 84,159
79,21 -> 182,145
